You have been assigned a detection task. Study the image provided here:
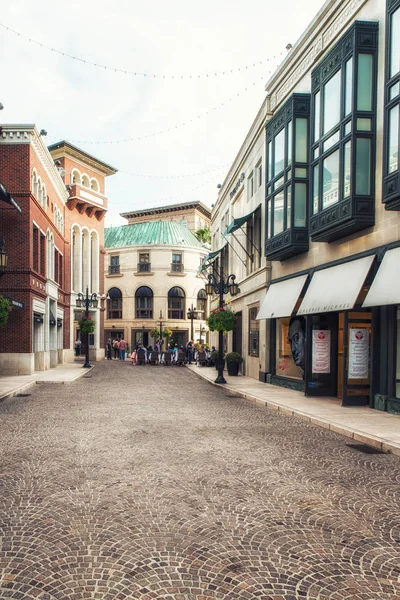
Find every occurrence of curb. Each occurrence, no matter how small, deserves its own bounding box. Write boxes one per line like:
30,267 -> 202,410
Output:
189,368 -> 400,457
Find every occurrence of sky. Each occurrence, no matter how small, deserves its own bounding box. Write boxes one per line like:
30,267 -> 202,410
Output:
1,0 -> 326,228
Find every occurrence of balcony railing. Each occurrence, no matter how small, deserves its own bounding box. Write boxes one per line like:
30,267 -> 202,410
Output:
108,265 -> 120,274
138,262 -> 151,273
171,263 -> 184,273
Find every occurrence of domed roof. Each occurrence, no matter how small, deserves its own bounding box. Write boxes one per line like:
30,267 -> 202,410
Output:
105,220 -> 203,248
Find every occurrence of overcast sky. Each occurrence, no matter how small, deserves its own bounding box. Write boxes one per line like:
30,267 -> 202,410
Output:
1,0 -> 325,227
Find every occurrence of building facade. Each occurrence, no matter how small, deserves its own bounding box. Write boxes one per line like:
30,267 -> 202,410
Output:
209,0 -> 400,413
104,203 -> 211,352
0,127 -> 116,375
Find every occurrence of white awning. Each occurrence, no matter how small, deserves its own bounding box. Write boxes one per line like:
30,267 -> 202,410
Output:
256,274 -> 308,320
297,255 -> 375,315
362,247 -> 400,307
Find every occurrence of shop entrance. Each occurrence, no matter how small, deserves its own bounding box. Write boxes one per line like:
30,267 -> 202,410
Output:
338,311 -> 372,406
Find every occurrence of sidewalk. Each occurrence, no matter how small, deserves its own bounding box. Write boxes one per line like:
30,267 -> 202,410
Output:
187,364 -> 400,456
0,362 -> 92,401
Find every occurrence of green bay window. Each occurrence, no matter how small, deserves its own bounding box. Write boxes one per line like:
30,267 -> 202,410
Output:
310,21 -> 378,242
383,0 -> 400,209
265,94 -> 310,261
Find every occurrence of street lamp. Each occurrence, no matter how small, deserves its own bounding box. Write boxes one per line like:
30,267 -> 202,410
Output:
76,287 -> 99,368
0,238 -> 8,278
205,262 -> 240,384
199,326 -> 206,345
159,311 -> 164,350
186,303 -> 198,342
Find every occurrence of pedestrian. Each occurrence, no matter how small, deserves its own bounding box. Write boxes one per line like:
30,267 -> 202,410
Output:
186,339 -> 193,364
113,339 -> 119,359
119,337 -> 126,361
74,338 -> 82,357
106,338 -> 112,360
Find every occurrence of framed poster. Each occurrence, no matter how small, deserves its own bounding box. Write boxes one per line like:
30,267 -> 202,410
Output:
348,328 -> 369,379
312,330 -> 331,374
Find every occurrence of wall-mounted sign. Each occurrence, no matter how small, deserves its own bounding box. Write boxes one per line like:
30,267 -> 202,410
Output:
348,329 -> 369,380
229,173 -> 245,198
312,330 -> 331,373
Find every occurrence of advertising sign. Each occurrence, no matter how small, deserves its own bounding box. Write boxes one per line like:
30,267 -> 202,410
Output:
348,328 -> 369,380
312,330 -> 331,374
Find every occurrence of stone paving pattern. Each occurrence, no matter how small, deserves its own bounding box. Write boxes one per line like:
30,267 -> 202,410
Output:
0,361 -> 400,600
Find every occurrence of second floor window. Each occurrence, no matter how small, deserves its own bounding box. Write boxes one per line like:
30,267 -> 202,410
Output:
197,289 -> 207,319
168,286 -> 185,319
109,255 -> 120,275
138,252 -> 151,272
171,253 -> 183,272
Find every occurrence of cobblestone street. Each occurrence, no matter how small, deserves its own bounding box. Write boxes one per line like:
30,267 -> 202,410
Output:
1,362 -> 400,600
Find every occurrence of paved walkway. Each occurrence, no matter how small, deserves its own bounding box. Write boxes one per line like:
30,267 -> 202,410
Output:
1,360 -> 400,456
0,360 -> 399,599
187,364 -> 400,456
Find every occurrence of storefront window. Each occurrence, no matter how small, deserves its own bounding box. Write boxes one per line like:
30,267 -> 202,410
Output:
248,307 -> 259,357
275,317 -> 305,380
396,308 -> 400,396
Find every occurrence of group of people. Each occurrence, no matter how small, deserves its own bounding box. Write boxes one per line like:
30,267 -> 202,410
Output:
106,337 -> 127,361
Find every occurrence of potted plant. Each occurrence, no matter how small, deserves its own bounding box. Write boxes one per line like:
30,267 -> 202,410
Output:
225,352 -> 243,376
78,316 -> 95,335
150,328 -> 160,340
206,306 -> 236,332
0,296 -> 12,328
211,349 -> 225,371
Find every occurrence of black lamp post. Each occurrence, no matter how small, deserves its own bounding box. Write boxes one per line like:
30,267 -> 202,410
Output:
199,326 -> 206,345
186,303 -> 198,342
0,238 -> 8,278
76,287 -> 98,368
205,261 -> 240,384
159,311 -> 164,349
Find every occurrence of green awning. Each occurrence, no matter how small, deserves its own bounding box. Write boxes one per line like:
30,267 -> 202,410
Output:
223,207 -> 258,236
198,244 -> 226,273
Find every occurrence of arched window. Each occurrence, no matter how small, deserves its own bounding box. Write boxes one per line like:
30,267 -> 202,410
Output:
82,174 -> 90,187
72,169 -> 81,185
136,286 -> 153,319
197,289 -> 207,319
107,287 -> 122,320
90,178 -> 99,191
168,287 -> 185,320
32,169 -> 38,198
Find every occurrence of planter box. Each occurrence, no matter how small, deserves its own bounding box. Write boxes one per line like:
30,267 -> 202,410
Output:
373,394 -> 388,412
387,398 -> 400,415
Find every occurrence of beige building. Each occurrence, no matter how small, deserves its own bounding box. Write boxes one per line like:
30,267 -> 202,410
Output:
209,0 -> 400,413
104,202 -> 211,352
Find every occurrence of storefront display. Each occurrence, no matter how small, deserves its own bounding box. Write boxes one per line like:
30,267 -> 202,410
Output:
348,328 -> 369,379
276,317 -> 305,379
312,330 -> 331,373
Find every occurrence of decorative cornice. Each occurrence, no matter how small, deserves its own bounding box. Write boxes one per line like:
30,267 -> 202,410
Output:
0,124 -> 69,205
267,0 -> 368,111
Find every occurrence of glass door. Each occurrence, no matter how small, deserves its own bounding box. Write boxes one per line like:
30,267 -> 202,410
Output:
305,313 -> 338,397
341,311 -> 372,406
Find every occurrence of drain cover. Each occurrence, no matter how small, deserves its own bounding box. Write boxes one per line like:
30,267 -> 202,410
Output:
16,393 -> 31,397
346,443 -> 385,454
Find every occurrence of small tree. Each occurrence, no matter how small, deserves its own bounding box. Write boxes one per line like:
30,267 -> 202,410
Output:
0,296 -> 12,328
194,227 -> 211,244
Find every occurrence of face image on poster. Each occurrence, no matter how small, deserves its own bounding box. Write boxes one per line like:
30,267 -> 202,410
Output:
348,328 -> 369,379
276,316 -> 306,380
312,330 -> 331,374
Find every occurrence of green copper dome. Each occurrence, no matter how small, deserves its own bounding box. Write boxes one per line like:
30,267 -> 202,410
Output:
105,221 -> 203,248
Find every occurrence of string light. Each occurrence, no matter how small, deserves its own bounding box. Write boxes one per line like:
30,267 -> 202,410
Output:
0,22 -> 284,80
62,73 -> 274,145
118,164 -> 230,180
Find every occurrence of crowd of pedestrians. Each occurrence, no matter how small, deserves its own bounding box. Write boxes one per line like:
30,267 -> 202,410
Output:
103,337 -> 214,366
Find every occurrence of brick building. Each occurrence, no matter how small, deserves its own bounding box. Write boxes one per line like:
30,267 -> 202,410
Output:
0,126 -> 116,375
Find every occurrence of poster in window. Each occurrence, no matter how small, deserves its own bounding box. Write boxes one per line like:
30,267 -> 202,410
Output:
312,330 -> 331,373
348,329 -> 369,379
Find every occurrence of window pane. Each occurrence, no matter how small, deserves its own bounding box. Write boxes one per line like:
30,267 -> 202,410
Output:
313,147 -> 320,159
295,118 -> 308,162
357,118 -> 372,131
390,82 -> 400,101
172,253 -> 182,263
274,129 -> 285,177
388,105 -> 399,174
344,121 -> 352,136
267,199 -> 272,239
286,184 -> 291,230
273,175 -> 284,191
344,58 -> 353,116
294,183 -> 307,227
268,141 -> 272,182
295,168 -> 307,178
287,121 -> 292,167
390,8 -> 400,79
357,54 -> 373,111
314,91 -> 320,142
313,165 -> 319,215
322,130 -> 340,153
286,169 -> 292,181
273,191 -> 284,235
323,70 -> 341,135
356,138 -> 371,195
322,150 -> 340,209
343,140 -> 351,198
